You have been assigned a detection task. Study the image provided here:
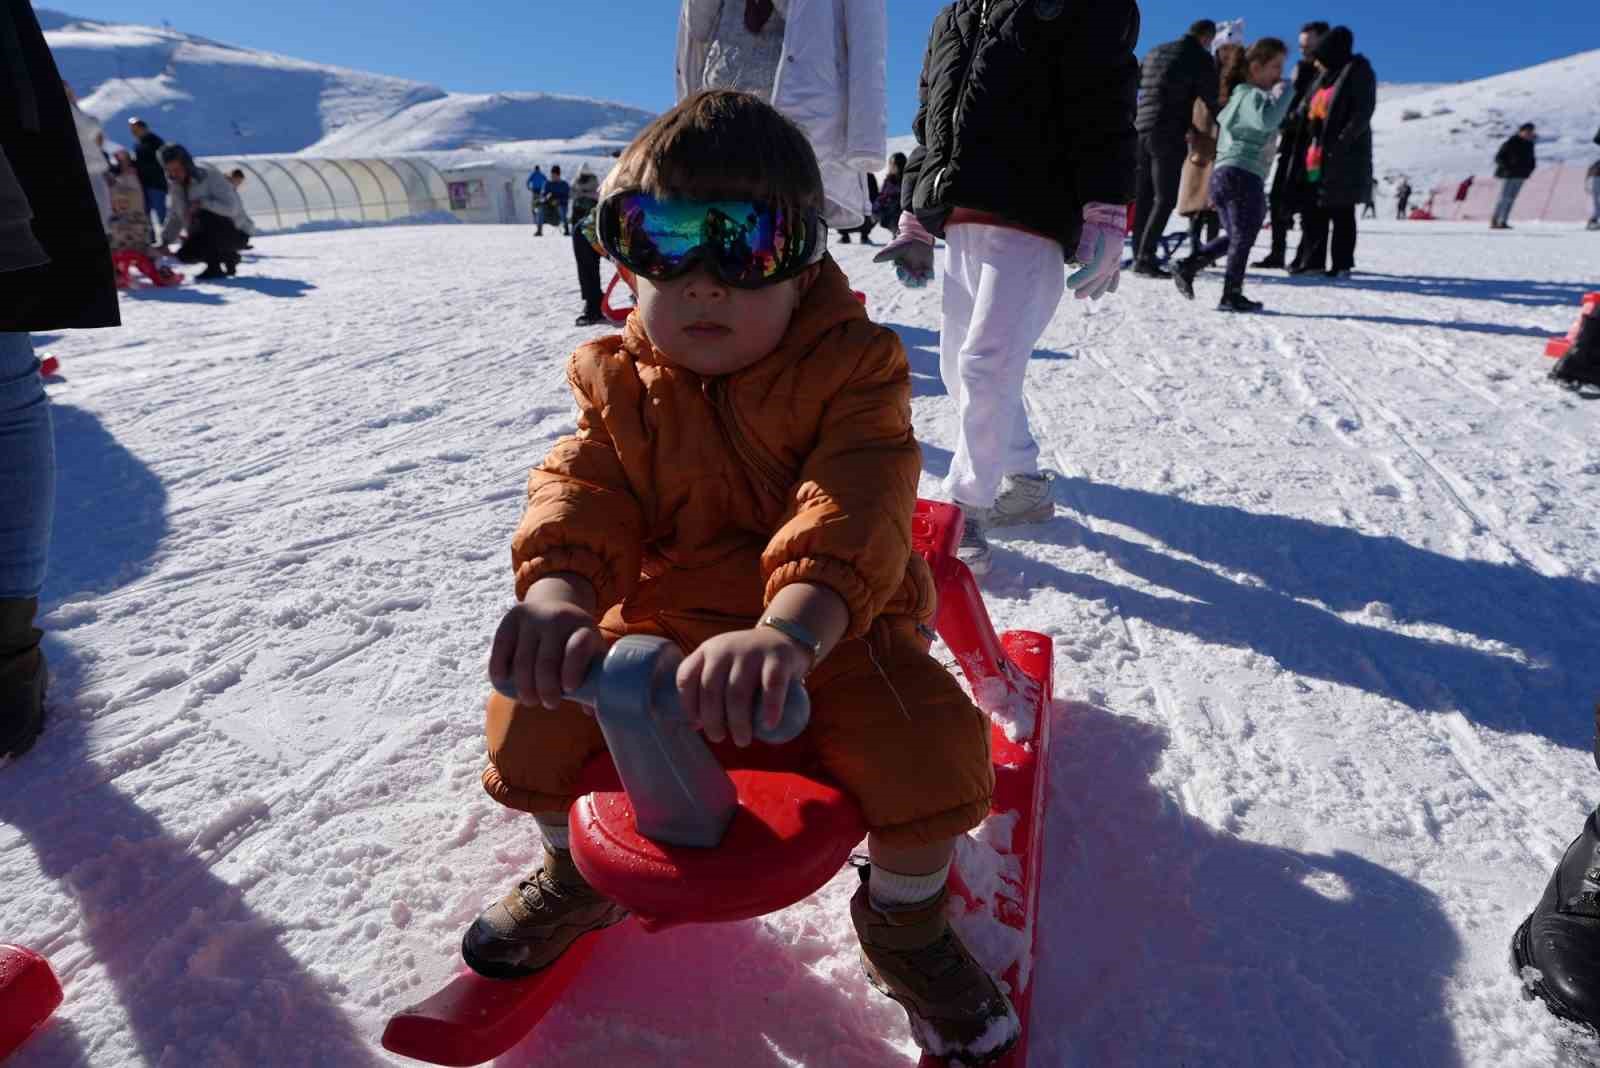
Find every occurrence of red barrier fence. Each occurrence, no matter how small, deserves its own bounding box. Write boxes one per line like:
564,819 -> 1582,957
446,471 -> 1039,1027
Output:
1423,162 -> 1596,223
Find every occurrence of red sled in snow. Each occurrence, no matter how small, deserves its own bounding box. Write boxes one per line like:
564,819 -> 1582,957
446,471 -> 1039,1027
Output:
0,944 -> 63,1060
1546,292 -> 1600,359
111,250 -> 184,290
382,499 -> 1055,1067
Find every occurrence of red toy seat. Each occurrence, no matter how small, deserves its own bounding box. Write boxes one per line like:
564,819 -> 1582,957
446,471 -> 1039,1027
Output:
0,945 -> 62,1060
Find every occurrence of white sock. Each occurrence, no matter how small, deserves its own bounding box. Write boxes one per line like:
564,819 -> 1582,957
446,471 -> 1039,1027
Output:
869,862 -> 951,911
536,815 -> 569,852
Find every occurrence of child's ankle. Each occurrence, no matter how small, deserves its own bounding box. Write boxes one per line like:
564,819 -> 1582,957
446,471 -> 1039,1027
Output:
869,861 -> 951,912
535,814 -> 570,852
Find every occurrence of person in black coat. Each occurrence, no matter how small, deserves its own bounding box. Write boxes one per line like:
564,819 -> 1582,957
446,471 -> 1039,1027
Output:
1257,22 -> 1327,268
838,172 -> 880,244
1490,124 -> 1537,229
1283,25 -> 1375,276
1,0 -> 120,758
127,117 -> 167,226
877,0 -> 1138,576
1129,19 -> 1219,277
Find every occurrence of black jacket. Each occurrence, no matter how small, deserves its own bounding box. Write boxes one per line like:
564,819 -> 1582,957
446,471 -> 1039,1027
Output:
1281,54 -> 1376,210
1134,33 -> 1218,136
0,0 -> 119,333
134,130 -> 166,190
1493,135 -> 1536,180
902,0 -> 1140,260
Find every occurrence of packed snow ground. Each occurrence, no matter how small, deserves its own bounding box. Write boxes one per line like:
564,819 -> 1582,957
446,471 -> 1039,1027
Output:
6,220 -> 1600,1067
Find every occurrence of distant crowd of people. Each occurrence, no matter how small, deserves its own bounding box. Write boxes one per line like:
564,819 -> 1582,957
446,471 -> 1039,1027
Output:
62,96 -> 255,281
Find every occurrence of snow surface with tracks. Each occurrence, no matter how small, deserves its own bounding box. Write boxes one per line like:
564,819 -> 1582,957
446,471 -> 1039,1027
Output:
5,220 -> 1600,1067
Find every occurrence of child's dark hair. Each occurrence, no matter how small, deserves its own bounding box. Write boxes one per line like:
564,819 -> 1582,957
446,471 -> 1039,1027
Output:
1215,43 -> 1246,107
1221,38 -> 1287,103
601,90 -> 824,218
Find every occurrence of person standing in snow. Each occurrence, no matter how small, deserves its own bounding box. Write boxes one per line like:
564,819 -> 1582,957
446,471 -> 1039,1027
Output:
157,144 -> 248,279
1285,25 -> 1375,277
538,165 -> 570,237
1586,160 -> 1600,231
676,0 -> 888,234
127,118 -> 168,227
567,164 -> 605,326
62,82 -> 111,231
464,91 -> 1017,1063
875,152 -> 906,235
1176,43 -> 1243,266
1396,178 -> 1412,220
874,0 -> 1140,574
526,165 -> 547,233
1,0 -> 120,759
1256,20 -> 1326,270
226,169 -> 258,248
1489,123 -> 1537,230
1172,38 -> 1293,312
1129,19 -> 1220,278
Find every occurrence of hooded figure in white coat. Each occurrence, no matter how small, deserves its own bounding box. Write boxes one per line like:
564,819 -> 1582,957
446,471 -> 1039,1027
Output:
676,0 -> 887,230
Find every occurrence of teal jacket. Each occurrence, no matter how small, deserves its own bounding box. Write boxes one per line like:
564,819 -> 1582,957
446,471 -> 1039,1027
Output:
1214,84 -> 1296,179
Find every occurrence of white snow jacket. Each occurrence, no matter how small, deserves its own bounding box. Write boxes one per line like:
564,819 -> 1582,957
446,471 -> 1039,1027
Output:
676,0 -> 887,229
70,101 -> 107,176
161,165 -> 246,245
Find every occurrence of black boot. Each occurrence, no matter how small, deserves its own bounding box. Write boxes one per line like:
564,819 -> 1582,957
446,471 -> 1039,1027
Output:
1172,256 -> 1208,300
1,597 -> 47,759
1514,807 -> 1600,1030
574,303 -> 606,327
1217,283 -> 1263,313
1252,253 -> 1285,269
1132,259 -> 1171,279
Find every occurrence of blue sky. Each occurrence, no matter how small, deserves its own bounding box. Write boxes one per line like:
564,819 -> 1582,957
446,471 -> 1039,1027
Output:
50,1 -> 1592,134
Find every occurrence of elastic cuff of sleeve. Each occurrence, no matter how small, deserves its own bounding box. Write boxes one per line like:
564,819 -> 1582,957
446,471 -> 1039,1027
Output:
764,557 -> 877,640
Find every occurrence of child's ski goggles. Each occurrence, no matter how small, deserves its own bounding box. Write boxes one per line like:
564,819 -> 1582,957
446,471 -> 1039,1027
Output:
593,190 -> 827,289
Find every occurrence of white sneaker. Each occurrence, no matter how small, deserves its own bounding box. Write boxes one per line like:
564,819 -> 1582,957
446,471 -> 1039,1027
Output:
989,473 -> 1052,527
956,507 -> 993,576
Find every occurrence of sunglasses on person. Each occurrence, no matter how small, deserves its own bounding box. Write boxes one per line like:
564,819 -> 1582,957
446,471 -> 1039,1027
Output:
592,190 -> 827,289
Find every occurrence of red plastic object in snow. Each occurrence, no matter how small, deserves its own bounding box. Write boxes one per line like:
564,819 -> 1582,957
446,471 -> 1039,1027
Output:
37,356 -> 59,378
0,944 -> 63,1060
1546,292 -> 1600,358
600,271 -> 633,324
111,250 -> 183,290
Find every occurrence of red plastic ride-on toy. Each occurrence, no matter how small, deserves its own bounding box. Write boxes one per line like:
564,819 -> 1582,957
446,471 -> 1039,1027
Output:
111,250 -> 184,290
0,944 -> 64,1060
383,499 -> 1056,1067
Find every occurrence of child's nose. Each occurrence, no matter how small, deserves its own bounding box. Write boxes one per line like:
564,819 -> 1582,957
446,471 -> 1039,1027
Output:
681,267 -> 727,301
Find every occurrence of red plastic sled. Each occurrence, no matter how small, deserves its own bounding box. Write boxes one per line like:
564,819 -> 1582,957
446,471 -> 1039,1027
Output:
383,499 -> 1055,1067
600,272 -> 633,324
0,944 -> 63,1060
111,250 -> 184,290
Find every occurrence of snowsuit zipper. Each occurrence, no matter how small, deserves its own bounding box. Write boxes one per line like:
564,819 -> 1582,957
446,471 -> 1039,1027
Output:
707,378 -> 794,505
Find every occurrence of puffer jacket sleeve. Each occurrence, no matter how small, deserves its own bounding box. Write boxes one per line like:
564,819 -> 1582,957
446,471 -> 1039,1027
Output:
761,327 -> 918,638
511,350 -> 646,608
899,6 -> 944,212
1059,0 -> 1141,205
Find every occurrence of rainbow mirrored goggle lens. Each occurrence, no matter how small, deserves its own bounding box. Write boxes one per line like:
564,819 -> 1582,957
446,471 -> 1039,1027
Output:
594,190 -> 826,289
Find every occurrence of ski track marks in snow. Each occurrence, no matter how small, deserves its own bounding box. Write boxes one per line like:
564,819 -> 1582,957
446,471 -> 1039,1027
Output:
5,222 -> 1600,1066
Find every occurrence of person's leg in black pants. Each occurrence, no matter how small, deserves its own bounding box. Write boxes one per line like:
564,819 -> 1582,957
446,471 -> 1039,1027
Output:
1328,204 -> 1358,273
572,224 -> 603,325
1259,200 -> 1290,267
1134,134 -> 1186,273
1131,135 -> 1156,264
1290,204 -> 1330,274
175,210 -> 243,278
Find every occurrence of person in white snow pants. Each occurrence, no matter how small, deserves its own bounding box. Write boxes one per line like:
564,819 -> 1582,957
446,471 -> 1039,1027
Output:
938,225 -> 1065,510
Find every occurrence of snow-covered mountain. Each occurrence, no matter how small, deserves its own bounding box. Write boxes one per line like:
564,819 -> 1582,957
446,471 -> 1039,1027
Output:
39,9 -> 653,161
1372,49 -> 1599,186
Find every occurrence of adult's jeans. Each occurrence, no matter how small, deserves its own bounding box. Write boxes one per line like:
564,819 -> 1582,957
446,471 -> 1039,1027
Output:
0,333 -> 54,599
1132,131 -> 1188,265
1493,177 -> 1526,226
1196,167 -> 1267,291
144,184 -> 168,227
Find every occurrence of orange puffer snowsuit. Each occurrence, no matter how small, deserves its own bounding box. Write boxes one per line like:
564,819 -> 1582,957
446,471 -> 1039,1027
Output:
483,258 -> 992,846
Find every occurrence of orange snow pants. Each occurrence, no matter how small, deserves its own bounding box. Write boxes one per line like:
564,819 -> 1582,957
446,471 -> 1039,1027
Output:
482,618 -> 993,848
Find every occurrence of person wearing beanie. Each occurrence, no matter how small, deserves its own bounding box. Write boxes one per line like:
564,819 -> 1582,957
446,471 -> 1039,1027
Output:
1284,25 -> 1375,277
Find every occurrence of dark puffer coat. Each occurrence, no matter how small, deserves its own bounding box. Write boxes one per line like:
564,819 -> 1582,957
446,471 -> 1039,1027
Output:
902,0 -> 1141,260
1307,54 -> 1376,208
1134,33 -> 1218,136
1,0 -> 120,333
1493,135 -> 1536,180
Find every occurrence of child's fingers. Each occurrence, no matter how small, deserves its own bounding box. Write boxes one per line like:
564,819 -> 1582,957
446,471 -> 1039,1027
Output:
758,656 -> 788,734
695,656 -> 731,744
489,610 -> 521,691
561,626 -> 602,695
676,649 -> 705,728
511,624 -> 542,707
724,657 -> 760,748
533,625 -> 567,709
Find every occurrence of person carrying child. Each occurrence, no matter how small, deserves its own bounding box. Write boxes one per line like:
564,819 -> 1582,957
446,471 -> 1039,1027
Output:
1172,38 -> 1293,312
873,0 -> 1141,573
462,90 -> 1018,1064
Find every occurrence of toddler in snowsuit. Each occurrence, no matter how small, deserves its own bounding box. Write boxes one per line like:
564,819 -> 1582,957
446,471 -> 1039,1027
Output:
875,0 -> 1141,574
465,90 -> 1016,1063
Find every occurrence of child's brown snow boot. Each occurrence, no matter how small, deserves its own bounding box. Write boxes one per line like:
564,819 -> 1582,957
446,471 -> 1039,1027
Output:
461,846 -> 628,979
851,869 -> 1019,1066
0,597 -> 47,760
